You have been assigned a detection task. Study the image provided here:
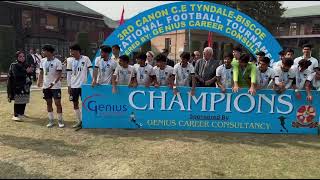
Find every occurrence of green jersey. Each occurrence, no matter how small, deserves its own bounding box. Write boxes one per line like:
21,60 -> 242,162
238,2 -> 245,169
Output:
232,61 -> 257,88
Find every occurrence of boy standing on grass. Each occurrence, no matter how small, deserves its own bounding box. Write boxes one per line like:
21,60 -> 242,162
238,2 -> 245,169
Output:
112,55 -> 135,94
37,44 -> 64,128
66,44 -> 93,129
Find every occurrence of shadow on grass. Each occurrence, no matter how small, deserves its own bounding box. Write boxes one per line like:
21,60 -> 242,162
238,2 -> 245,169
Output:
0,134 -> 88,157
0,161 -> 50,178
80,128 -> 320,150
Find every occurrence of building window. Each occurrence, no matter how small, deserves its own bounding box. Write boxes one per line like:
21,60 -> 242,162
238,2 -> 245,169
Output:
79,21 -> 85,30
22,10 -> 32,28
40,17 -> 46,26
91,22 -> 96,30
165,38 -> 171,52
300,24 -> 305,35
289,23 -> 297,36
90,43 -> 97,49
0,7 -> 11,25
72,21 -> 79,31
66,19 -> 72,30
276,26 -> 285,36
45,14 -> 59,31
97,21 -> 104,28
59,18 -> 64,28
312,24 -> 320,34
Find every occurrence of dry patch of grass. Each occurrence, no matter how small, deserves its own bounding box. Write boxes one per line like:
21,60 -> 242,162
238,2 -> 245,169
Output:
0,90 -> 320,178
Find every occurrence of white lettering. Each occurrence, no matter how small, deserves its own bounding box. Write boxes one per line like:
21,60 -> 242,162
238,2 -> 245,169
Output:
129,91 -> 147,110
277,94 -> 293,114
234,94 -> 255,113
149,91 -> 167,110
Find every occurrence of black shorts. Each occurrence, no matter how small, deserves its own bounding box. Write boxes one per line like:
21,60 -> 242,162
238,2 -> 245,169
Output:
69,88 -> 82,102
43,89 -> 61,100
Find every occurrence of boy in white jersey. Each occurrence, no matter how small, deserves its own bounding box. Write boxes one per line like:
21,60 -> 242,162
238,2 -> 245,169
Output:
306,67 -> 320,102
111,44 -> 120,63
273,57 -> 296,94
256,57 -> 275,90
112,55 -> 134,93
66,44 -> 93,129
37,45 -> 64,128
294,44 -> 318,73
131,53 -> 155,87
216,53 -> 233,93
292,59 -> 312,99
153,53 -> 174,88
272,50 -> 285,69
273,49 -> 295,69
255,51 -> 265,66
285,48 -> 295,59
172,52 -> 196,96
92,45 -> 117,86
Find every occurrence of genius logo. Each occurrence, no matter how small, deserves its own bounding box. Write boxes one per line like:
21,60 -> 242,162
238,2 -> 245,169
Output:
82,94 -> 128,114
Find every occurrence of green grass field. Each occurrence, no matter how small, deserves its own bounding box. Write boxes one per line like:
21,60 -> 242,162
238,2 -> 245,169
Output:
0,90 -> 319,178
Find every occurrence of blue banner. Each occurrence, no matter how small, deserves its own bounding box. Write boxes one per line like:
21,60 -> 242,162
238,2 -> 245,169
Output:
99,1 -> 282,64
82,85 -> 319,135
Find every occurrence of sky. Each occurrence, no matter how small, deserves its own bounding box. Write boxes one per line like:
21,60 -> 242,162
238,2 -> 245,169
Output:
77,1 -> 320,21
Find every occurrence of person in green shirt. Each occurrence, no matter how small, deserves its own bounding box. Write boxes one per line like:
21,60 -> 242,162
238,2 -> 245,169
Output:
232,54 -> 257,95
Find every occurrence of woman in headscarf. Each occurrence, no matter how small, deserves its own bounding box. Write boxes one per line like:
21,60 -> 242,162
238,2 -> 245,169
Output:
7,51 -> 33,121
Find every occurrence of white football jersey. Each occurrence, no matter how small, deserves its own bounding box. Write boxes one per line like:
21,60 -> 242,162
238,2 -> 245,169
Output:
132,64 -> 155,85
216,64 -> 233,88
173,63 -> 195,87
272,61 -> 282,69
66,55 -> 93,88
256,67 -> 275,89
111,54 -> 120,64
295,67 -> 312,90
274,66 -> 296,87
294,56 -> 318,72
113,65 -> 134,85
307,72 -> 320,90
153,65 -> 174,86
40,57 -> 62,89
94,56 -> 117,85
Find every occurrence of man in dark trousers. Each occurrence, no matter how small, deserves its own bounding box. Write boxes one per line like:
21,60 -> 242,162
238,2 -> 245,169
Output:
26,48 -> 40,81
161,48 -> 175,67
194,47 -> 220,87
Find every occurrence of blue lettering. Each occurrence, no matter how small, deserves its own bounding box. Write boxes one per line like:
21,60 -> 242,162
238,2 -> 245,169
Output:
123,105 -> 128,111
98,104 -> 105,112
88,101 -> 97,113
